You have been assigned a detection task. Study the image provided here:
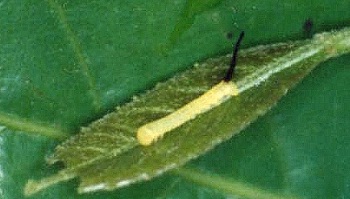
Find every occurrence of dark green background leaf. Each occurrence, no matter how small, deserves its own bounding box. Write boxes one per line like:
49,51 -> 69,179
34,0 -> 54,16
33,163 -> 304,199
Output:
0,1 -> 349,198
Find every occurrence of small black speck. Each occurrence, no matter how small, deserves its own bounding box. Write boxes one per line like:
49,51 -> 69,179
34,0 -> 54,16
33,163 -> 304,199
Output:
226,32 -> 233,40
303,18 -> 314,38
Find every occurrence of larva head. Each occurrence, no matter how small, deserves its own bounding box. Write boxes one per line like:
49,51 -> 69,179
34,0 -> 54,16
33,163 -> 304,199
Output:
137,126 -> 157,146
223,31 -> 245,82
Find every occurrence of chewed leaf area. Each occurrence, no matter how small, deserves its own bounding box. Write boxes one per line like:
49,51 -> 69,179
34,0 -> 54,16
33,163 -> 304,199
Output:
25,28 -> 350,195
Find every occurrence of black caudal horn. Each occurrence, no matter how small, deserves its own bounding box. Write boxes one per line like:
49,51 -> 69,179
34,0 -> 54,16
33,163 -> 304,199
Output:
223,31 -> 245,82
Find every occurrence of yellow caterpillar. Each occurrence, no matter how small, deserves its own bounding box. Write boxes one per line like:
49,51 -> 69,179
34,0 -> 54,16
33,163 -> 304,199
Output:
137,32 -> 245,146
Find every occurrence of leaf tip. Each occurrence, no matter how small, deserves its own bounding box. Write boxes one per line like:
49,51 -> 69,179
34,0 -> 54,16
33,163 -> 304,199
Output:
24,171 -> 76,196
24,179 -> 40,196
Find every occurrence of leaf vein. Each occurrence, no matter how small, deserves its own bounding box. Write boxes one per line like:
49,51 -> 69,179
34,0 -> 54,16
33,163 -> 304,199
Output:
0,112 -> 68,139
46,0 -> 101,111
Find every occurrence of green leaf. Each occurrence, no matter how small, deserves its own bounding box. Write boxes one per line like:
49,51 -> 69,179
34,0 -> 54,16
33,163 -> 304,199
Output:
1,1 -> 350,198
25,28 -> 350,196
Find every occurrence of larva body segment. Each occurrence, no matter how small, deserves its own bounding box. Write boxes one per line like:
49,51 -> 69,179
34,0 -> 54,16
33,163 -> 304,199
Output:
137,81 -> 238,145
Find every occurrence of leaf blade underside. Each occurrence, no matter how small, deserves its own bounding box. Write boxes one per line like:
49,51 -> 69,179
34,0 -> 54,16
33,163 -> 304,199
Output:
25,28 -> 350,195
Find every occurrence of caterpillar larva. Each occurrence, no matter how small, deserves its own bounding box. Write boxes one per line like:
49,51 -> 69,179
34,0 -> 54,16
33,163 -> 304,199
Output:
137,32 -> 245,146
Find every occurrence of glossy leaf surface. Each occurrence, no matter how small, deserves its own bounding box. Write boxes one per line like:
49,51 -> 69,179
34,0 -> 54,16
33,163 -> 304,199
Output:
0,1 -> 350,198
